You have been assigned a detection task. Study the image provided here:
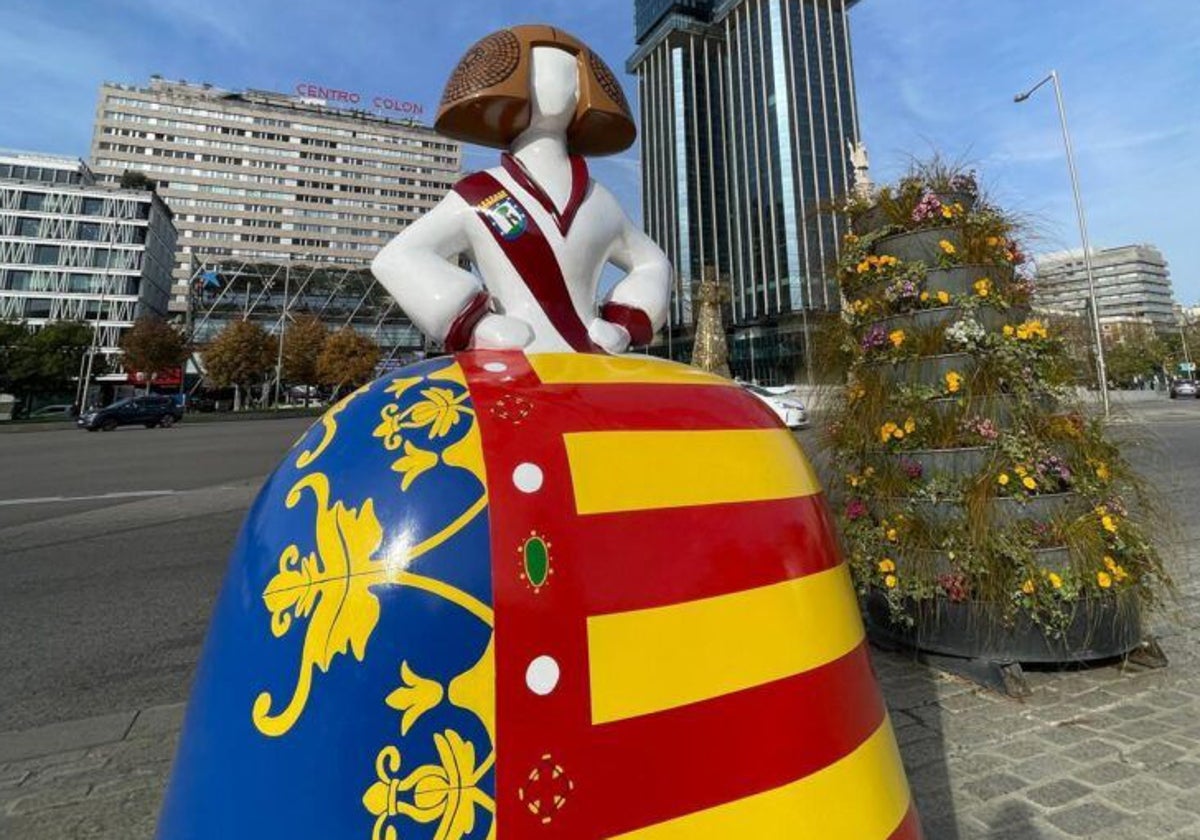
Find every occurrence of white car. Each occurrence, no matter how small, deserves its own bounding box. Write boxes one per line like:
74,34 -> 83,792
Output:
741,383 -> 809,428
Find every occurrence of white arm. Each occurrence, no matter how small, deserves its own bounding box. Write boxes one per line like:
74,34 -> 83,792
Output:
599,210 -> 672,346
371,193 -> 483,345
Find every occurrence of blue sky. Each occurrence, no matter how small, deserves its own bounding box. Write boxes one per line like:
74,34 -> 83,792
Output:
1,0 -> 1197,302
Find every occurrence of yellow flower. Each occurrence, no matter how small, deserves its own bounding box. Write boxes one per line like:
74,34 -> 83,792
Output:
974,278 -> 991,298
938,239 -> 956,255
880,421 -> 898,442
893,427 -> 906,440
998,473 -> 1010,486
889,329 -> 906,348
920,291 -> 930,302
1114,566 -> 1128,582
1097,571 -> 1113,589
884,574 -> 898,589
903,416 -> 917,434
986,236 -> 1001,247
1021,579 -> 1035,595
1003,325 -> 1015,337
1048,572 -> 1063,589
936,290 -> 950,304
945,371 -> 962,393
1102,514 -> 1118,534
878,558 -> 896,573
1015,465 -> 1027,476
1095,463 -> 1111,481
941,205 -> 953,219
856,260 -> 870,274
848,474 -> 861,488
885,528 -> 898,542
1022,475 -> 1038,491
864,466 -> 876,476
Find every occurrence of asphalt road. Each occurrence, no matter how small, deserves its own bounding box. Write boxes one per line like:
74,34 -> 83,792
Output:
0,401 -> 1196,733
0,417 -> 314,731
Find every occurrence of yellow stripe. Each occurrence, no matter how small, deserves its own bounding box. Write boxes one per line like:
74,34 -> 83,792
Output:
587,564 -> 864,724
528,353 -> 736,387
610,718 -> 911,840
564,428 -> 821,515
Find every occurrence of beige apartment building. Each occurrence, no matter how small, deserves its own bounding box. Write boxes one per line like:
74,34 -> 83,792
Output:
89,77 -> 461,316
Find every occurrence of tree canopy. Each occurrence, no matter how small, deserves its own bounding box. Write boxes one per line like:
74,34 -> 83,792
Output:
202,320 -> 275,394
120,315 -> 189,390
280,314 -> 328,386
317,327 -> 380,392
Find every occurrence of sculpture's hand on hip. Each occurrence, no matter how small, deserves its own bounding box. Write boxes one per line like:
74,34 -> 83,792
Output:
472,313 -> 535,350
588,317 -> 631,355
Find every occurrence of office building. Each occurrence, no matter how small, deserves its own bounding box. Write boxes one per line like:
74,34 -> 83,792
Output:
0,149 -> 177,371
629,0 -> 861,383
1034,244 -> 1177,334
88,77 -> 461,337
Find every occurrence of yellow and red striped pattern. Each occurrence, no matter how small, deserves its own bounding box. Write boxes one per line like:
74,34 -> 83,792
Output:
464,351 -> 920,840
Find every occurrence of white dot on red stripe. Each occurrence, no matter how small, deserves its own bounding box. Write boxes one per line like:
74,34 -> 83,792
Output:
483,362 -> 507,373
526,655 -> 560,695
512,463 -> 543,493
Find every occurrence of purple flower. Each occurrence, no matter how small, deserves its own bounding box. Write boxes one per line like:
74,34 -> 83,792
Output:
911,192 -> 943,224
846,498 -> 868,521
861,325 -> 888,351
899,457 -> 924,479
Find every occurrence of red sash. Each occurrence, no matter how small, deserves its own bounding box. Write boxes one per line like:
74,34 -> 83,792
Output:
454,171 -> 600,353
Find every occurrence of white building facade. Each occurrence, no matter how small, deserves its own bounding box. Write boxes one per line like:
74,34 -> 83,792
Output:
0,150 -> 177,368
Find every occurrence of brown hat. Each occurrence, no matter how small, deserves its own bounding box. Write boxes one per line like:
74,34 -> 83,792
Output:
435,24 -> 636,156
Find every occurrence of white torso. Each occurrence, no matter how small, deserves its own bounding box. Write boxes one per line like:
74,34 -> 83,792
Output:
452,165 -> 624,352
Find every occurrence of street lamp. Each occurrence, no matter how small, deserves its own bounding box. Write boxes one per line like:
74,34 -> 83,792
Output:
1014,69 -> 1110,419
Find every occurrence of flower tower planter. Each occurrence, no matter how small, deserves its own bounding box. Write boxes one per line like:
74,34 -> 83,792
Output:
831,167 -> 1169,695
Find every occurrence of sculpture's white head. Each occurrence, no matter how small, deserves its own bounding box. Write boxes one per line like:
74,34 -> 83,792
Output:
525,47 -> 580,138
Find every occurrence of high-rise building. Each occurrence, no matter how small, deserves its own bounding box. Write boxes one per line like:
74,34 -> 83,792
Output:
629,0 -> 861,383
0,149 -> 177,370
88,78 -> 462,324
1034,244 -> 1177,334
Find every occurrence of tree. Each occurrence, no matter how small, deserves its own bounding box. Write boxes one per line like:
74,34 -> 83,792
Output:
0,320 -> 30,394
280,315 -> 328,400
119,170 -> 156,192
120,315 -> 189,393
202,320 -> 274,410
6,321 -> 97,404
1102,327 -> 1167,388
317,327 -> 380,395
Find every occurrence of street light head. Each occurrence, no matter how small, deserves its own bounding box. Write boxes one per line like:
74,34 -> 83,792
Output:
1013,92 -> 1029,103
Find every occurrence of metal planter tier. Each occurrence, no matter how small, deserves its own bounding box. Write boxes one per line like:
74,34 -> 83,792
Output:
924,264 -> 1014,297
868,352 -> 977,385
892,446 -> 994,479
851,205 -> 890,235
864,587 -> 1153,696
901,491 -> 1083,526
868,304 -> 1026,335
874,226 -> 961,263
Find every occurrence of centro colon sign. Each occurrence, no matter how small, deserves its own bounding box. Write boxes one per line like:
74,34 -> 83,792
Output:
294,83 -> 425,116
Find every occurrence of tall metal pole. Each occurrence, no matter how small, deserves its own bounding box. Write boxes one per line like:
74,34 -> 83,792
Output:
273,261 -> 289,409
1015,70 -> 1110,418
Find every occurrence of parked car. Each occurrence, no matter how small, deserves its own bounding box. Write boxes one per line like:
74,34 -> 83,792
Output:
740,383 -> 809,428
1169,379 -> 1199,399
28,404 -> 74,419
77,395 -> 184,431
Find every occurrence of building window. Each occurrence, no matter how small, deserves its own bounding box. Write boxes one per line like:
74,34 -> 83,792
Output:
82,196 -> 105,216
33,245 -> 60,265
20,192 -> 45,211
17,217 -> 41,237
27,298 -> 52,318
2,270 -> 32,290
78,221 -> 102,242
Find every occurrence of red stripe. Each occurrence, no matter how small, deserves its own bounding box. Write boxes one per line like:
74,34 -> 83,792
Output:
453,175 -> 599,352
600,301 -> 653,346
888,803 -> 925,840
583,642 -> 886,837
564,495 -> 842,615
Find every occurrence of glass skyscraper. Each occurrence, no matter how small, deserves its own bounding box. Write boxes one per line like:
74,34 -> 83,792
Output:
629,0 -> 861,383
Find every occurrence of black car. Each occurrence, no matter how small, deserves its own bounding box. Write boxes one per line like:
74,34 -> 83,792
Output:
78,395 -> 183,431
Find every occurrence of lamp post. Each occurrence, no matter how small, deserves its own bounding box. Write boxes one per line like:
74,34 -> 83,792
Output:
1014,69 -> 1110,419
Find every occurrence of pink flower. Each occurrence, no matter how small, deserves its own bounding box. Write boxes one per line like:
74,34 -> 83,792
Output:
846,498 -> 868,521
